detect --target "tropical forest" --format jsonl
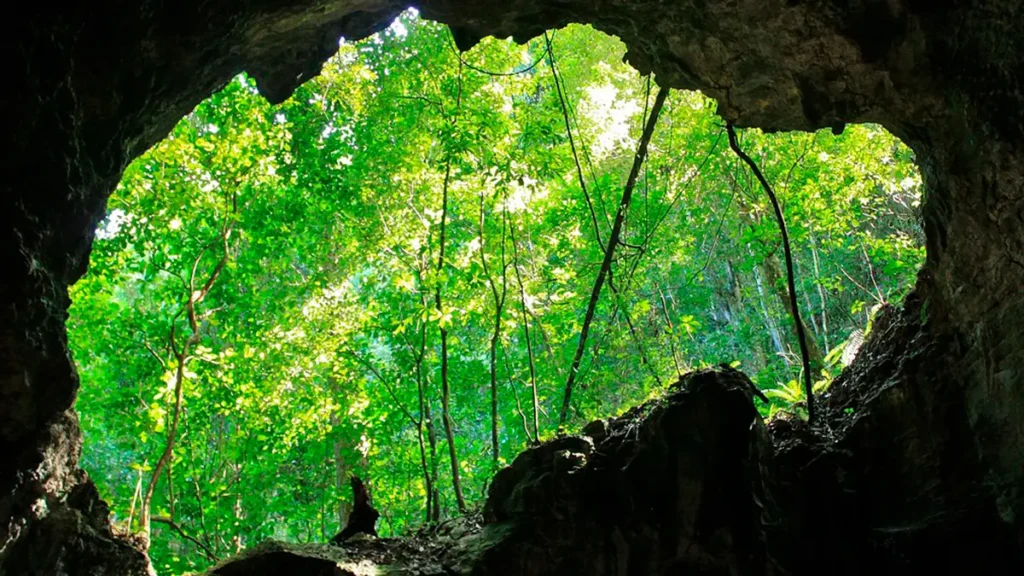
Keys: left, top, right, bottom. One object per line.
{"left": 69, "top": 11, "right": 924, "bottom": 575}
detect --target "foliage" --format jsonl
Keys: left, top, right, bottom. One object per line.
{"left": 68, "top": 11, "right": 924, "bottom": 575}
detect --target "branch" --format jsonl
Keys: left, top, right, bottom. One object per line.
{"left": 558, "top": 84, "right": 671, "bottom": 426}
{"left": 607, "top": 270, "right": 662, "bottom": 386}
{"left": 500, "top": 342, "right": 536, "bottom": 444}
{"left": 152, "top": 516, "right": 219, "bottom": 563}
{"left": 726, "top": 124, "right": 817, "bottom": 424}
{"left": 678, "top": 183, "right": 739, "bottom": 289}
{"left": 446, "top": 29, "right": 546, "bottom": 77}
{"left": 344, "top": 348, "right": 419, "bottom": 427}
{"left": 509, "top": 215, "right": 540, "bottom": 442}
{"left": 546, "top": 31, "right": 607, "bottom": 249}
{"left": 142, "top": 340, "right": 168, "bottom": 371}
{"left": 839, "top": 266, "right": 883, "bottom": 304}
{"left": 640, "top": 133, "right": 723, "bottom": 248}
{"left": 860, "top": 242, "right": 886, "bottom": 303}
{"left": 168, "top": 306, "right": 186, "bottom": 358}
{"left": 391, "top": 94, "right": 445, "bottom": 112}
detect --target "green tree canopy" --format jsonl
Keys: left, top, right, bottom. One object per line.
{"left": 69, "top": 11, "right": 924, "bottom": 575}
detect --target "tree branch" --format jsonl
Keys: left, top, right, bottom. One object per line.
{"left": 142, "top": 340, "right": 168, "bottom": 371}
{"left": 546, "top": 31, "right": 607, "bottom": 249}
{"left": 344, "top": 348, "right": 419, "bottom": 427}
{"left": 726, "top": 124, "right": 817, "bottom": 424}
{"left": 152, "top": 516, "right": 219, "bottom": 563}
{"left": 558, "top": 84, "right": 671, "bottom": 426}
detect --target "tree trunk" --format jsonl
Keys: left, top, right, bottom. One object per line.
{"left": 423, "top": 376, "right": 441, "bottom": 522}
{"left": 723, "top": 260, "right": 744, "bottom": 324}
{"left": 727, "top": 124, "right": 818, "bottom": 421}
{"left": 330, "top": 477, "right": 379, "bottom": 542}
{"left": 510, "top": 219, "right": 541, "bottom": 442}
{"left": 479, "top": 191, "right": 508, "bottom": 467}
{"left": 139, "top": 349, "right": 188, "bottom": 544}
{"left": 410, "top": 290, "right": 438, "bottom": 524}
{"left": 414, "top": 283, "right": 442, "bottom": 523}
{"left": 753, "top": 264, "right": 786, "bottom": 356}
{"left": 656, "top": 285, "right": 684, "bottom": 376}
{"left": 435, "top": 157, "right": 467, "bottom": 514}
{"left": 330, "top": 410, "right": 350, "bottom": 530}
{"left": 558, "top": 85, "right": 670, "bottom": 426}
{"left": 608, "top": 271, "right": 661, "bottom": 385}
{"left": 761, "top": 251, "right": 824, "bottom": 375}
{"left": 810, "top": 231, "right": 831, "bottom": 351}
{"left": 139, "top": 217, "right": 233, "bottom": 547}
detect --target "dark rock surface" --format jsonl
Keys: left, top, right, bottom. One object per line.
{"left": 2, "top": 1, "right": 1023, "bottom": 574}
{"left": 209, "top": 539, "right": 431, "bottom": 576}
{"left": 770, "top": 296, "right": 1024, "bottom": 575}
{"left": 209, "top": 517, "right": 488, "bottom": 576}
{"left": 473, "top": 368, "right": 778, "bottom": 575}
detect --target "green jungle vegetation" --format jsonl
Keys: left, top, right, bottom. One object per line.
{"left": 69, "top": 11, "right": 924, "bottom": 575}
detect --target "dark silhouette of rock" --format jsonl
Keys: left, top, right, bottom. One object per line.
{"left": 210, "top": 541, "right": 358, "bottom": 576}
{"left": 331, "top": 476, "right": 380, "bottom": 544}
{"left": 474, "top": 367, "right": 779, "bottom": 576}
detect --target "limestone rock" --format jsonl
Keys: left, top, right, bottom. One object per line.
{"left": 475, "top": 367, "right": 778, "bottom": 576}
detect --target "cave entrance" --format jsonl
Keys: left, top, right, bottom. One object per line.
{"left": 66, "top": 10, "right": 924, "bottom": 574}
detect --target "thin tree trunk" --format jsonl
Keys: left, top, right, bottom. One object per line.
{"left": 608, "top": 271, "right": 661, "bottom": 385}
{"left": 232, "top": 491, "right": 244, "bottom": 553}
{"left": 479, "top": 191, "right": 508, "bottom": 466}
{"left": 333, "top": 442, "right": 347, "bottom": 528}
{"left": 500, "top": 343, "right": 536, "bottom": 444}
{"left": 761, "top": 251, "right": 824, "bottom": 375}
{"left": 558, "top": 85, "right": 670, "bottom": 426}
{"left": 803, "top": 288, "right": 821, "bottom": 338}
{"left": 656, "top": 285, "right": 684, "bottom": 376}
{"left": 810, "top": 231, "right": 830, "bottom": 351}
{"left": 183, "top": 416, "right": 213, "bottom": 556}
{"left": 126, "top": 466, "right": 143, "bottom": 532}
{"left": 414, "top": 282, "right": 442, "bottom": 523}
{"left": 434, "top": 155, "right": 467, "bottom": 514}
{"left": 140, "top": 213, "right": 233, "bottom": 546}
{"left": 329, "top": 377, "right": 350, "bottom": 530}
{"left": 140, "top": 347, "right": 187, "bottom": 543}
{"left": 723, "top": 260, "right": 744, "bottom": 324}
{"left": 405, "top": 274, "right": 440, "bottom": 523}
{"left": 423, "top": 367, "right": 441, "bottom": 522}
{"left": 525, "top": 307, "right": 562, "bottom": 380}
{"left": 727, "top": 125, "right": 817, "bottom": 422}
{"left": 509, "top": 218, "right": 541, "bottom": 442}
{"left": 753, "top": 265, "right": 786, "bottom": 355}
{"left": 411, "top": 337, "right": 433, "bottom": 524}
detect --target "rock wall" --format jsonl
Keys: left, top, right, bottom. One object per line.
{"left": 468, "top": 353, "right": 1023, "bottom": 575}
{"left": 770, "top": 297, "right": 1023, "bottom": 574}
{"left": 2, "top": 1, "right": 1022, "bottom": 574}
{"left": 471, "top": 368, "right": 777, "bottom": 575}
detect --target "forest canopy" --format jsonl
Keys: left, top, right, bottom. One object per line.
{"left": 69, "top": 10, "right": 924, "bottom": 575}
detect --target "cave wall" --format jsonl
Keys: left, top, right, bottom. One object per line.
{"left": 2, "top": 1, "right": 1022, "bottom": 574}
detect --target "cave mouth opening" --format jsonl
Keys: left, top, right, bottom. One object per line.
{"left": 65, "top": 9, "right": 925, "bottom": 574}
